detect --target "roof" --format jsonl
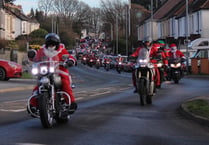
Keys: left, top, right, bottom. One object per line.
{"left": 153, "top": 0, "right": 182, "bottom": 19}
{"left": 176, "top": 0, "right": 209, "bottom": 19}
{"left": 131, "top": 3, "right": 150, "bottom": 14}
{"left": 191, "top": 0, "right": 209, "bottom": 11}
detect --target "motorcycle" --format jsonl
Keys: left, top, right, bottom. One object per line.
{"left": 116, "top": 61, "right": 123, "bottom": 73}
{"left": 27, "top": 53, "right": 73, "bottom": 128}
{"left": 168, "top": 57, "right": 184, "bottom": 83}
{"left": 155, "top": 51, "right": 165, "bottom": 88}
{"left": 134, "top": 48, "right": 155, "bottom": 106}
{"left": 95, "top": 57, "right": 101, "bottom": 69}
{"left": 81, "top": 55, "right": 87, "bottom": 65}
{"left": 104, "top": 59, "right": 111, "bottom": 71}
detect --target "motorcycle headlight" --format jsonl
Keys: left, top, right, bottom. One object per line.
{"left": 40, "top": 66, "right": 48, "bottom": 75}
{"left": 170, "top": 64, "right": 175, "bottom": 68}
{"left": 83, "top": 57, "right": 86, "bottom": 60}
{"left": 31, "top": 67, "right": 38, "bottom": 75}
{"left": 176, "top": 63, "right": 181, "bottom": 67}
{"left": 49, "top": 66, "right": 55, "bottom": 73}
{"left": 157, "top": 63, "right": 163, "bottom": 67}
{"left": 139, "top": 59, "right": 147, "bottom": 63}
{"left": 119, "top": 62, "right": 122, "bottom": 65}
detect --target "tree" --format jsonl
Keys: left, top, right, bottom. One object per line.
{"left": 29, "top": 28, "right": 48, "bottom": 45}
{"left": 5, "top": 0, "right": 15, "bottom": 4}
{"left": 100, "top": 0, "right": 128, "bottom": 54}
{"left": 29, "top": 8, "right": 35, "bottom": 18}
{"left": 38, "top": 0, "right": 53, "bottom": 17}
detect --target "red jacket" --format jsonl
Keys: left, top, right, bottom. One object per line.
{"left": 116, "top": 57, "right": 123, "bottom": 62}
{"left": 131, "top": 47, "right": 143, "bottom": 57}
{"left": 33, "top": 44, "right": 75, "bottom": 77}
{"left": 168, "top": 50, "right": 185, "bottom": 58}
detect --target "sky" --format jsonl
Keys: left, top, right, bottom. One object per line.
{"left": 14, "top": 0, "right": 103, "bottom": 14}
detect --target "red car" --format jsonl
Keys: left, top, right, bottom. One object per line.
{"left": 0, "top": 59, "right": 22, "bottom": 81}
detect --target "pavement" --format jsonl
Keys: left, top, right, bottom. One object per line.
{"left": 1, "top": 75, "right": 209, "bottom": 127}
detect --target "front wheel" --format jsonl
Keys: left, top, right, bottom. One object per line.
{"left": 138, "top": 79, "right": 146, "bottom": 106}
{"left": 117, "top": 67, "right": 121, "bottom": 73}
{"left": 146, "top": 95, "right": 152, "bottom": 104}
{"left": 38, "top": 92, "right": 55, "bottom": 128}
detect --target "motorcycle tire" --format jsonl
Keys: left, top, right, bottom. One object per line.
{"left": 146, "top": 95, "right": 152, "bottom": 104}
{"left": 138, "top": 79, "right": 146, "bottom": 106}
{"left": 38, "top": 92, "right": 55, "bottom": 128}
{"left": 174, "top": 78, "right": 179, "bottom": 84}
{"left": 54, "top": 95, "right": 69, "bottom": 124}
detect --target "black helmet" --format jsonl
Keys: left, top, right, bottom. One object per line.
{"left": 45, "top": 33, "right": 60, "bottom": 48}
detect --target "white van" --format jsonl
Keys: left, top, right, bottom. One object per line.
{"left": 187, "top": 38, "right": 209, "bottom": 71}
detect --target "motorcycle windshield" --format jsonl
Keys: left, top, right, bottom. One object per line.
{"left": 136, "top": 48, "right": 150, "bottom": 67}
{"left": 31, "top": 49, "right": 64, "bottom": 76}
{"left": 137, "top": 48, "right": 150, "bottom": 61}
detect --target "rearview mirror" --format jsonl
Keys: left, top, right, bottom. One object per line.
{"left": 28, "top": 49, "right": 37, "bottom": 60}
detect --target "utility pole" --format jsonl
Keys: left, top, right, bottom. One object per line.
{"left": 116, "top": 14, "right": 119, "bottom": 55}
{"left": 126, "top": 5, "right": 129, "bottom": 56}
{"left": 186, "top": 0, "right": 189, "bottom": 74}
{"left": 151, "top": 0, "right": 153, "bottom": 41}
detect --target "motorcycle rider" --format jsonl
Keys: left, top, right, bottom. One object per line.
{"left": 116, "top": 54, "right": 123, "bottom": 70}
{"left": 168, "top": 43, "right": 186, "bottom": 72}
{"left": 28, "top": 33, "right": 77, "bottom": 114}
{"left": 168, "top": 43, "right": 185, "bottom": 59}
{"left": 104, "top": 55, "right": 112, "bottom": 67}
{"left": 129, "top": 41, "right": 144, "bottom": 93}
{"left": 130, "top": 37, "right": 161, "bottom": 92}
{"left": 155, "top": 41, "right": 169, "bottom": 79}
{"left": 151, "top": 42, "right": 168, "bottom": 85}
{"left": 116, "top": 54, "right": 123, "bottom": 62}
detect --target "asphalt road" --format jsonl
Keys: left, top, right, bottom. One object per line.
{"left": 0, "top": 63, "right": 209, "bottom": 145}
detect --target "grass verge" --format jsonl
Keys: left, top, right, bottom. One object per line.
{"left": 184, "top": 99, "right": 209, "bottom": 119}
{"left": 21, "top": 72, "right": 33, "bottom": 79}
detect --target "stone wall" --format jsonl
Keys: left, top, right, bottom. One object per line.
{"left": 0, "top": 49, "right": 27, "bottom": 65}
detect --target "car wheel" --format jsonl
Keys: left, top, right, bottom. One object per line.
{"left": 0, "top": 67, "right": 7, "bottom": 81}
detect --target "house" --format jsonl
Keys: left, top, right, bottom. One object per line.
{"left": 0, "top": 0, "right": 40, "bottom": 40}
{"left": 138, "top": 0, "right": 209, "bottom": 46}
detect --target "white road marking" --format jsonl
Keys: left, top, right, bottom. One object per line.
{"left": 0, "top": 109, "right": 26, "bottom": 112}
{"left": 89, "top": 91, "right": 111, "bottom": 97}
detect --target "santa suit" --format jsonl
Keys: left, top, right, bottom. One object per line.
{"left": 168, "top": 49, "right": 186, "bottom": 71}
{"left": 168, "top": 50, "right": 185, "bottom": 58}
{"left": 131, "top": 45, "right": 161, "bottom": 87}
{"left": 30, "top": 44, "right": 76, "bottom": 107}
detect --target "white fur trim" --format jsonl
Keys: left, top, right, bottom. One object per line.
{"left": 68, "top": 58, "right": 75, "bottom": 65}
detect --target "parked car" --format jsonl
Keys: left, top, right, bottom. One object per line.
{"left": 0, "top": 59, "right": 22, "bottom": 81}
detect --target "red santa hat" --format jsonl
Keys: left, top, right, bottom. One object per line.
{"left": 170, "top": 43, "right": 177, "bottom": 48}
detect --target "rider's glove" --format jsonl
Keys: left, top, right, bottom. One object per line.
{"left": 181, "top": 57, "right": 186, "bottom": 63}
{"left": 64, "top": 59, "right": 75, "bottom": 68}
{"left": 129, "top": 56, "right": 136, "bottom": 62}
{"left": 27, "top": 49, "right": 37, "bottom": 60}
